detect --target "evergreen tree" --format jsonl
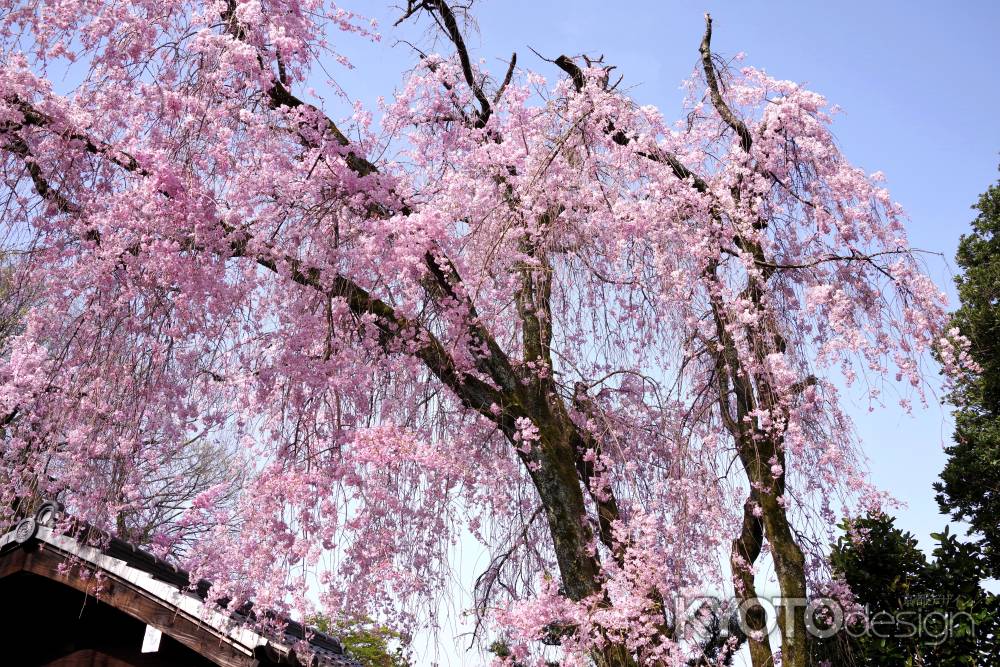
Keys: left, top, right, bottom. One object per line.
{"left": 936, "top": 171, "right": 1000, "bottom": 574}
{"left": 826, "top": 514, "right": 998, "bottom": 666}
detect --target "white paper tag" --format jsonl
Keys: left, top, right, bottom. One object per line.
{"left": 141, "top": 624, "right": 162, "bottom": 653}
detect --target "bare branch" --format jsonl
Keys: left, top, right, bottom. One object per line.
{"left": 699, "top": 14, "right": 752, "bottom": 153}
{"left": 492, "top": 52, "right": 517, "bottom": 106}
{"left": 554, "top": 55, "right": 585, "bottom": 92}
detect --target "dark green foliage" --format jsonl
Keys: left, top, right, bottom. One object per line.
{"left": 937, "top": 172, "right": 1000, "bottom": 574}
{"left": 821, "top": 514, "right": 998, "bottom": 666}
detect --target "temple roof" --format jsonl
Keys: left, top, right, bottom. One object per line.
{"left": 0, "top": 504, "right": 363, "bottom": 667}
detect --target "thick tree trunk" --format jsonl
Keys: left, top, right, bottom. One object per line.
{"left": 731, "top": 495, "right": 775, "bottom": 667}
{"left": 761, "top": 494, "right": 808, "bottom": 666}
{"left": 531, "top": 433, "right": 604, "bottom": 602}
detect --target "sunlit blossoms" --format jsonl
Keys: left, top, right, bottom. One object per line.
{"left": 0, "top": 1, "right": 960, "bottom": 665}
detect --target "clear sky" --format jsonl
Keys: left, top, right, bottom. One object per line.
{"left": 324, "top": 1, "right": 1000, "bottom": 662}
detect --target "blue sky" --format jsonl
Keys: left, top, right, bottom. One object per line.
{"left": 324, "top": 1, "right": 1000, "bottom": 661}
